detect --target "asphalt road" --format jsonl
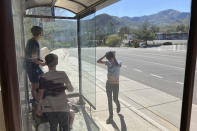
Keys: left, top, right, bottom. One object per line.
{"left": 68, "top": 46, "right": 197, "bottom": 104}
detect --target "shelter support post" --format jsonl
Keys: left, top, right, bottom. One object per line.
{"left": 180, "top": 0, "right": 197, "bottom": 130}
{"left": 77, "top": 18, "right": 85, "bottom": 105}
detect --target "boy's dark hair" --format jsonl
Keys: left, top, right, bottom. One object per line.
{"left": 106, "top": 51, "right": 114, "bottom": 60}
{"left": 31, "top": 26, "right": 42, "bottom": 37}
{"left": 45, "top": 53, "right": 58, "bottom": 67}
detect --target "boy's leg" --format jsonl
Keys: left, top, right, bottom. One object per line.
{"left": 112, "top": 84, "right": 120, "bottom": 113}
{"left": 58, "top": 112, "right": 70, "bottom": 131}
{"left": 31, "top": 66, "right": 43, "bottom": 99}
{"left": 31, "top": 82, "right": 39, "bottom": 99}
{"left": 69, "top": 110, "right": 75, "bottom": 128}
{"left": 46, "top": 112, "right": 59, "bottom": 131}
{"left": 106, "top": 82, "right": 113, "bottom": 121}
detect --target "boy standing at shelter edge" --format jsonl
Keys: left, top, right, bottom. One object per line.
{"left": 25, "top": 26, "right": 46, "bottom": 100}
{"left": 97, "top": 51, "right": 122, "bottom": 124}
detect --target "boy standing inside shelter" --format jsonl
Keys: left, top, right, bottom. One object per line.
{"left": 97, "top": 51, "right": 122, "bottom": 124}
{"left": 36, "top": 53, "right": 74, "bottom": 131}
{"left": 25, "top": 26, "right": 46, "bottom": 100}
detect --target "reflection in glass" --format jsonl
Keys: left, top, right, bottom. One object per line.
{"left": 80, "top": 13, "right": 96, "bottom": 107}
{"left": 12, "top": 0, "right": 29, "bottom": 130}
{"left": 24, "top": 17, "right": 79, "bottom": 94}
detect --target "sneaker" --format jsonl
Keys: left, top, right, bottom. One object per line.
{"left": 106, "top": 117, "right": 113, "bottom": 124}
{"left": 117, "top": 105, "right": 121, "bottom": 113}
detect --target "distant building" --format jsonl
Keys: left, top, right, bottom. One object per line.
{"left": 156, "top": 32, "right": 188, "bottom": 40}
{"left": 122, "top": 34, "right": 134, "bottom": 43}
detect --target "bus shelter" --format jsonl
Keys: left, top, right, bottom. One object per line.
{"left": 1, "top": 0, "right": 197, "bottom": 131}
{"left": 1, "top": 0, "right": 119, "bottom": 130}
{"left": 23, "top": 0, "right": 119, "bottom": 109}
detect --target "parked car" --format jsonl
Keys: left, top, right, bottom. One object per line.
{"left": 139, "top": 42, "right": 147, "bottom": 48}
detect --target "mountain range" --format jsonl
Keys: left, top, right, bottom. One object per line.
{"left": 94, "top": 9, "right": 190, "bottom": 31}
{"left": 46, "top": 9, "right": 190, "bottom": 35}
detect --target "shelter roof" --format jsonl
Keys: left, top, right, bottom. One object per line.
{"left": 25, "top": 0, "right": 119, "bottom": 17}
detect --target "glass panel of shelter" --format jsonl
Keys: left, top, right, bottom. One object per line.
{"left": 93, "top": 0, "right": 191, "bottom": 130}
{"left": 10, "top": 2, "right": 90, "bottom": 130}
{"left": 80, "top": 13, "right": 96, "bottom": 108}
{"left": 23, "top": 17, "right": 79, "bottom": 93}
{"left": 11, "top": 0, "right": 30, "bottom": 130}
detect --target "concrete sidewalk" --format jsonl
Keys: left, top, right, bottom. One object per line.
{"left": 52, "top": 49, "right": 162, "bottom": 131}
{"left": 50, "top": 48, "right": 197, "bottom": 131}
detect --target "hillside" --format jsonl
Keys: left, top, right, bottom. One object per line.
{"left": 41, "top": 9, "right": 190, "bottom": 38}
{"left": 94, "top": 9, "right": 190, "bottom": 33}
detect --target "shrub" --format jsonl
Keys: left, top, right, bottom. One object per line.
{"left": 132, "top": 39, "right": 140, "bottom": 48}
{"left": 106, "top": 34, "right": 121, "bottom": 47}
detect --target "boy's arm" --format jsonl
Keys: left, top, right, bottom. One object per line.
{"left": 38, "top": 61, "right": 46, "bottom": 66}
{"left": 67, "top": 82, "right": 74, "bottom": 92}
{"left": 32, "top": 58, "right": 46, "bottom": 66}
{"left": 114, "top": 55, "right": 121, "bottom": 67}
{"left": 64, "top": 73, "right": 74, "bottom": 92}
{"left": 97, "top": 54, "right": 106, "bottom": 64}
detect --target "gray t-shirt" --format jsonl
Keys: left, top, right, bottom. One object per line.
{"left": 40, "top": 71, "right": 71, "bottom": 112}
{"left": 104, "top": 61, "right": 122, "bottom": 83}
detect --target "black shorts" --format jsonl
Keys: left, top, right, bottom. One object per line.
{"left": 26, "top": 63, "right": 43, "bottom": 83}
{"left": 46, "top": 112, "right": 70, "bottom": 131}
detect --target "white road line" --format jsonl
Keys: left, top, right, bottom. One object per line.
{"left": 133, "top": 68, "right": 143, "bottom": 72}
{"left": 150, "top": 74, "right": 163, "bottom": 79}
{"left": 176, "top": 81, "right": 184, "bottom": 85}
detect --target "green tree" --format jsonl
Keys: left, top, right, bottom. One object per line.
{"left": 118, "top": 26, "right": 131, "bottom": 40}
{"left": 24, "top": 18, "right": 33, "bottom": 40}
{"left": 176, "top": 24, "right": 186, "bottom": 32}
{"left": 106, "top": 34, "right": 121, "bottom": 47}
{"left": 133, "top": 39, "right": 140, "bottom": 48}
{"left": 150, "top": 25, "right": 160, "bottom": 33}
{"left": 134, "top": 22, "right": 156, "bottom": 43}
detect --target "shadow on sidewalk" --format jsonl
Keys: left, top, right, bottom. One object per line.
{"left": 111, "top": 120, "right": 120, "bottom": 131}
{"left": 80, "top": 105, "right": 100, "bottom": 131}
{"left": 118, "top": 114, "right": 127, "bottom": 131}
{"left": 109, "top": 114, "right": 127, "bottom": 131}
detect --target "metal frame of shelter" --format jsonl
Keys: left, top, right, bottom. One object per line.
{"left": 24, "top": 0, "right": 120, "bottom": 110}
{"left": 0, "top": 0, "right": 197, "bottom": 131}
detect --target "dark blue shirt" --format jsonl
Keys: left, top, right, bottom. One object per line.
{"left": 25, "top": 39, "right": 40, "bottom": 59}
{"left": 25, "top": 39, "right": 41, "bottom": 71}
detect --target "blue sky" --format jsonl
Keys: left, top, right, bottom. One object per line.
{"left": 96, "top": 0, "right": 191, "bottom": 17}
